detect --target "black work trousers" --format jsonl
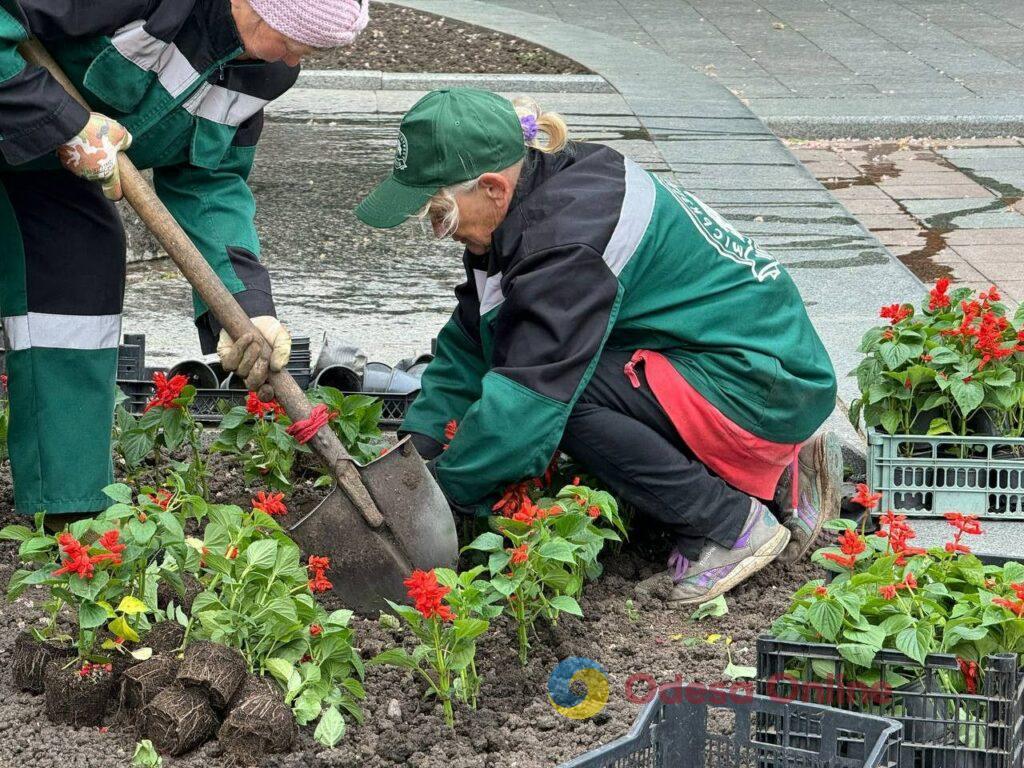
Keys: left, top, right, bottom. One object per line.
{"left": 559, "top": 349, "right": 752, "bottom": 560}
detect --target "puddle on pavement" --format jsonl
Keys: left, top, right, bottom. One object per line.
{"left": 818, "top": 142, "right": 1024, "bottom": 282}
{"left": 124, "top": 119, "right": 463, "bottom": 368}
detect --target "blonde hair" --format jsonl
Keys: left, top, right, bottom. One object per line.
{"left": 420, "top": 97, "right": 570, "bottom": 238}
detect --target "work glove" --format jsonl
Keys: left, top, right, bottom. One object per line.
{"left": 57, "top": 113, "right": 133, "bottom": 201}
{"left": 217, "top": 316, "right": 291, "bottom": 399}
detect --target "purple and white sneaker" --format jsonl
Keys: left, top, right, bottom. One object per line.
{"left": 774, "top": 431, "right": 843, "bottom": 564}
{"left": 666, "top": 500, "right": 790, "bottom": 606}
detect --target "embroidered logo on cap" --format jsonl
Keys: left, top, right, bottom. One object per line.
{"left": 394, "top": 131, "right": 409, "bottom": 171}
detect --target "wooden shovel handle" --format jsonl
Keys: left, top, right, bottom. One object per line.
{"left": 19, "top": 38, "right": 384, "bottom": 528}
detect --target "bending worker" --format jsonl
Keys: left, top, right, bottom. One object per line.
{"left": 0, "top": 0, "right": 368, "bottom": 518}
{"left": 356, "top": 89, "right": 842, "bottom": 606}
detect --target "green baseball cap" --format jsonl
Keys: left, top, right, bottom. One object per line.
{"left": 356, "top": 89, "right": 526, "bottom": 229}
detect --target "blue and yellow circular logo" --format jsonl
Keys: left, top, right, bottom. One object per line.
{"left": 547, "top": 657, "right": 609, "bottom": 720}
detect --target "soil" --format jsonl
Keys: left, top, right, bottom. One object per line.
{"left": 0, "top": 454, "right": 822, "bottom": 767}
{"left": 120, "top": 655, "right": 180, "bottom": 714}
{"left": 176, "top": 642, "right": 247, "bottom": 712}
{"left": 304, "top": 2, "right": 590, "bottom": 75}
{"left": 42, "top": 661, "right": 116, "bottom": 728}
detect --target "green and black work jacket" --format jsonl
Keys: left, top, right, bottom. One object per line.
{"left": 402, "top": 144, "right": 838, "bottom": 506}
{"left": 0, "top": 0, "right": 297, "bottom": 348}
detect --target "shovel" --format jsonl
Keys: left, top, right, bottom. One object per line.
{"left": 20, "top": 39, "right": 458, "bottom": 614}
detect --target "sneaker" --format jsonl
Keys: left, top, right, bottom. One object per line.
{"left": 665, "top": 499, "right": 790, "bottom": 606}
{"left": 774, "top": 431, "right": 843, "bottom": 564}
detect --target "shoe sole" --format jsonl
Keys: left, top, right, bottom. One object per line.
{"left": 781, "top": 431, "right": 843, "bottom": 564}
{"left": 669, "top": 524, "right": 791, "bottom": 606}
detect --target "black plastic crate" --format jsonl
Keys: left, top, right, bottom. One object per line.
{"left": 117, "top": 381, "right": 417, "bottom": 429}
{"left": 757, "top": 636, "right": 1024, "bottom": 768}
{"left": 561, "top": 682, "right": 901, "bottom": 767}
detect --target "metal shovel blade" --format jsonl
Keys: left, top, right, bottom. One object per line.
{"left": 287, "top": 436, "right": 458, "bottom": 614}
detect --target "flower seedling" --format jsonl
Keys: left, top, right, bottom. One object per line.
{"left": 467, "top": 481, "right": 625, "bottom": 664}
{"left": 212, "top": 392, "right": 304, "bottom": 491}
{"left": 371, "top": 568, "right": 490, "bottom": 727}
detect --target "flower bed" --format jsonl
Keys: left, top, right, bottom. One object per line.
{"left": 0, "top": 446, "right": 820, "bottom": 767}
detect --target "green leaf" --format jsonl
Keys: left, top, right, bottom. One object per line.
{"left": 314, "top": 705, "right": 345, "bottom": 748}
{"left": 548, "top": 595, "right": 583, "bottom": 617}
{"left": 837, "top": 643, "right": 877, "bottom": 668}
{"left": 244, "top": 539, "right": 278, "bottom": 570}
{"left": 102, "top": 483, "right": 133, "bottom": 504}
{"left": 880, "top": 614, "right": 915, "bottom": 636}
{"left": 266, "top": 657, "right": 294, "bottom": 687}
{"left": 950, "top": 377, "right": 984, "bottom": 416}
{"left": 927, "top": 346, "right": 960, "bottom": 365}
{"left": 880, "top": 408, "right": 902, "bottom": 436}
{"left": 464, "top": 532, "right": 504, "bottom": 553}
{"left": 132, "top": 739, "right": 163, "bottom": 768}
{"left": 120, "top": 429, "right": 156, "bottom": 468}
{"left": 78, "top": 601, "right": 109, "bottom": 629}
{"left": 928, "top": 418, "right": 954, "bottom": 436}
{"left": 370, "top": 648, "right": 419, "bottom": 670}
{"left": 878, "top": 340, "right": 919, "bottom": 370}
{"left": 808, "top": 600, "right": 844, "bottom": 641}
{"left": 0, "top": 524, "right": 34, "bottom": 542}
{"left": 723, "top": 663, "right": 756, "bottom": 680}
{"left": 537, "top": 540, "right": 576, "bottom": 564}
{"left": 690, "top": 594, "right": 729, "bottom": 621}
{"left": 896, "top": 623, "right": 932, "bottom": 665}
{"left": 117, "top": 596, "right": 149, "bottom": 615}
{"left": 454, "top": 618, "right": 489, "bottom": 642}
{"left": 822, "top": 518, "right": 856, "bottom": 532}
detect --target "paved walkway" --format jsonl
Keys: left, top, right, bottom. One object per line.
{"left": 791, "top": 138, "right": 1024, "bottom": 303}
{"left": 464, "top": 0, "right": 1024, "bottom": 137}
{"left": 380, "top": 0, "right": 926, "bottom": 450}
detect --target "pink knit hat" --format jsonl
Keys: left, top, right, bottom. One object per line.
{"left": 249, "top": 0, "right": 369, "bottom": 49}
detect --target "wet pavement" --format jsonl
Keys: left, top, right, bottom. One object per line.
{"left": 790, "top": 138, "right": 1024, "bottom": 303}
{"left": 124, "top": 119, "right": 463, "bottom": 368}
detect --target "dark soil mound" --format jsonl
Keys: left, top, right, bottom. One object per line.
{"left": 305, "top": 2, "right": 589, "bottom": 75}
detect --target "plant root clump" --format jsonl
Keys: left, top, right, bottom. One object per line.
{"left": 176, "top": 640, "right": 246, "bottom": 711}
{"left": 218, "top": 685, "right": 296, "bottom": 762}
{"left": 43, "top": 660, "right": 115, "bottom": 727}
{"left": 120, "top": 655, "right": 180, "bottom": 714}
{"left": 141, "top": 684, "right": 218, "bottom": 756}
{"left": 11, "top": 631, "right": 74, "bottom": 694}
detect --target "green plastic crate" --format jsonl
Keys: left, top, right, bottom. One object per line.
{"left": 867, "top": 429, "right": 1024, "bottom": 519}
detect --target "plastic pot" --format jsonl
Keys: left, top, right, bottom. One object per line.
{"left": 312, "top": 365, "right": 362, "bottom": 392}
{"left": 167, "top": 360, "right": 219, "bottom": 390}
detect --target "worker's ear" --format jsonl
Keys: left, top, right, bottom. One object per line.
{"left": 478, "top": 172, "right": 513, "bottom": 206}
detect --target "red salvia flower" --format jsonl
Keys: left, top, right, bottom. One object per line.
{"left": 946, "top": 541, "right": 972, "bottom": 554}
{"left": 823, "top": 552, "right": 856, "bottom": 569}
{"left": 900, "top": 572, "right": 918, "bottom": 591}
{"left": 226, "top": 546, "right": 239, "bottom": 560}
{"left": 994, "top": 597, "right": 1024, "bottom": 617}
{"left": 814, "top": 586, "right": 828, "bottom": 597}
{"left": 838, "top": 529, "right": 866, "bottom": 556}
{"left": 928, "top": 277, "right": 951, "bottom": 311}
{"left": 957, "top": 658, "right": 979, "bottom": 694}
{"left": 879, "top": 303, "right": 912, "bottom": 324}
{"left": 286, "top": 404, "right": 337, "bottom": 444}
{"left": 851, "top": 483, "right": 882, "bottom": 510}
{"left": 246, "top": 391, "right": 285, "bottom": 420}
{"left": 980, "top": 286, "right": 1001, "bottom": 303}
{"left": 403, "top": 569, "right": 456, "bottom": 621}
{"left": 879, "top": 584, "right": 898, "bottom": 600}
{"left": 149, "top": 489, "right": 173, "bottom": 510}
{"left": 90, "top": 529, "right": 126, "bottom": 566}
{"left": 144, "top": 372, "right": 188, "bottom": 413}
{"left": 309, "top": 624, "right": 323, "bottom": 637}
{"left": 587, "top": 505, "right": 601, "bottom": 519}
{"left": 307, "top": 555, "right": 333, "bottom": 593}
{"left": 444, "top": 419, "right": 458, "bottom": 441}
{"left": 252, "top": 491, "right": 287, "bottom": 516}
{"left": 509, "top": 544, "right": 529, "bottom": 565}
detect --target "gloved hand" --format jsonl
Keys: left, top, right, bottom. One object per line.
{"left": 57, "top": 113, "right": 133, "bottom": 201}
{"left": 217, "top": 316, "right": 291, "bottom": 398}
